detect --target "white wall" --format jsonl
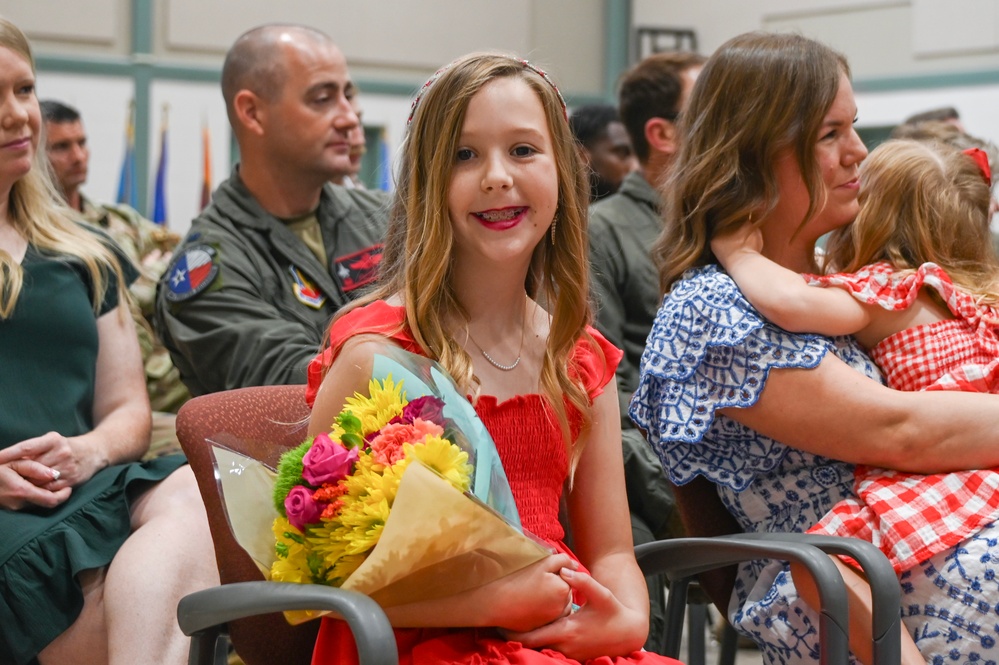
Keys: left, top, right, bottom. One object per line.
{"left": 148, "top": 80, "right": 232, "bottom": 237}
{"left": 35, "top": 73, "right": 232, "bottom": 238}
{"left": 34, "top": 72, "right": 135, "bottom": 208}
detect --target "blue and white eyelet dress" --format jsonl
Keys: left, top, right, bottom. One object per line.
{"left": 630, "top": 265, "right": 999, "bottom": 665}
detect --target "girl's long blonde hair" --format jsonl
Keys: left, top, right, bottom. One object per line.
{"left": 0, "top": 17, "right": 126, "bottom": 318}
{"left": 330, "top": 53, "right": 594, "bottom": 451}
{"left": 654, "top": 31, "right": 849, "bottom": 294}
{"left": 825, "top": 139, "right": 999, "bottom": 303}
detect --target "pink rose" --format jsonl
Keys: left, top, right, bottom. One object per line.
{"left": 302, "top": 433, "right": 359, "bottom": 486}
{"left": 402, "top": 396, "right": 446, "bottom": 426}
{"left": 284, "top": 486, "right": 322, "bottom": 531}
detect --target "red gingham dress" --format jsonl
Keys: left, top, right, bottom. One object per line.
{"left": 805, "top": 262, "right": 999, "bottom": 572}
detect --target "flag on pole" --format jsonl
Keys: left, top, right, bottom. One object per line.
{"left": 116, "top": 100, "right": 137, "bottom": 207}
{"left": 378, "top": 127, "right": 392, "bottom": 192}
{"left": 200, "top": 119, "right": 212, "bottom": 210}
{"left": 151, "top": 104, "right": 168, "bottom": 226}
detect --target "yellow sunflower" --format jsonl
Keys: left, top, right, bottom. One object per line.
{"left": 404, "top": 437, "right": 473, "bottom": 492}
{"left": 343, "top": 375, "right": 407, "bottom": 435}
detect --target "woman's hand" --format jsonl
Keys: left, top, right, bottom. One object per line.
{"left": 710, "top": 222, "right": 764, "bottom": 268}
{"left": 0, "top": 431, "right": 102, "bottom": 490}
{"left": 501, "top": 566, "right": 648, "bottom": 660}
{"left": 0, "top": 455, "right": 71, "bottom": 510}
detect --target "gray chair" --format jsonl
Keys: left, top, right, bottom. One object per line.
{"left": 175, "top": 386, "right": 901, "bottom": 665}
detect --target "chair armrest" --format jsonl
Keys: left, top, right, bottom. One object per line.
{"left": 177, "top": 581, "right": 398, "bottom": 665}
{"left": 635, "top": 536, "right": 848, "bottom": 665}
{"left": 732, "top": 533, "right": 901, "bottom": 665}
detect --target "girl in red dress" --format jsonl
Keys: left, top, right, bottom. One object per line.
{"left": 305, "top": 53, "right": 682, "bottom": 665}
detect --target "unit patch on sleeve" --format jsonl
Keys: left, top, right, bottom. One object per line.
{"left": 289, "top": 265, "right": 327, "bottom": 309}
{"left": 163, "top": 244, "right": 220, "bottom": 302}
{"left": 334, "top": 243, "right": 383, "bottom": 292}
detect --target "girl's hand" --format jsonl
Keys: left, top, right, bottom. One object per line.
{"left": 487, "top": 553, "right": 578, "bottom": 633}
{"left": 501, "top": 566, "right": 648, "bottom": 660}
{"left": 0, "top": 459, "right": 72, "bottom": 510}
{"left": 711, "top": 222, "right": 764, "bottom": 268}
{"left": 0, "top": 431, "right": 102, "bottom": 490}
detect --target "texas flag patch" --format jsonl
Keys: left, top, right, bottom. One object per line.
{"left": 164, "top": 244, "right": 220, "bottom": 302}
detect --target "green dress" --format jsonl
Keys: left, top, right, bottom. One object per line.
{"left": 0, "top": 241, "right": 185, "bottom": 665}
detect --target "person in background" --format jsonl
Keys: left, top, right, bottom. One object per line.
{"left": 568, "top": 104, "right": 637, "bottom": 202}
{"left": 586, "top": 51, "right": 705, "bottom": 652}
{"left": 331, "top": 98, "right": 367, "bottom": 189}
{"left": 902, "top": 105, "right": 965, "bottom": 132}
{"left": 155, "top": 23, "right": 388, "bottom": 397}
{"left": 0, "top": 18, "right": 216, "bottom": 665}
{"left": 588, "top": 51, "right": 705, "bottom": 424}
{"left": 41, "top": 99, "right": 188, "bottom": 458}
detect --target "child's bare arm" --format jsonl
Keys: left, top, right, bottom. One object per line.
{"left": 711, "top": 224, "right": 873, "bottom": 336}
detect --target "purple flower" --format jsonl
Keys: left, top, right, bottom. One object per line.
{"left": 302, "top": 433, "right": 359, "bottom": 486}
{"left": 284, "top": 486, "right": 322, "bottom": 531}
{"left": 402, "top": 396, "right": 446, "bottom": 426}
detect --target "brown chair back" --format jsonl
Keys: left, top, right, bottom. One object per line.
{"left": 177, "top": 385, "right": 317, "bottom": 665}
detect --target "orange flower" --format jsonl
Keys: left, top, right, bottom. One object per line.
{"left": 369, "top": 418, "right": 444, "bottom": 465}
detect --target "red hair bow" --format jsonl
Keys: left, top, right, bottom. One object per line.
{"left": 963, "top": 147, "right": 992, "bottom": 187}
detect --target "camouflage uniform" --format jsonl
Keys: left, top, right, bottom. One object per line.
{"left": 79, "top": 195, "right": 190, "bottom": 458}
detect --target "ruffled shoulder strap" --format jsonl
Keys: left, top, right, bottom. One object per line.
{"left": 305, "top": 301, "right": 421, "bottom": 407}
{"left": 807, "top": 261, "right": 953, "bottom": 310}
{"left": 570, "top": 326, "right": 624, "bottom": 401}
{"left": 809, "top": 261, "right": 999, "bottom": 329}
{"left": 630, "top": 265, "right": 843, "bottom": 490}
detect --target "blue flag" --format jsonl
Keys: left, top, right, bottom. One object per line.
{"left": 151, "top": 111, "right": 168, "bottom": 226}
{"left": 378, "top": 128, "right": 392, "bottom": 192}
{"left": 116, "top": 101, "right": 137, "bottom": 207}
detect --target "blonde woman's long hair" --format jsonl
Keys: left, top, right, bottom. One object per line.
{"left": 331, "top": 53, "right": 593, "bottom": 451}
{"left": 654, "top": 31, "right": 849, "bottom": 294}
{"left": 0, "top": 17, "right": 126, "bottom": 319}
{"left": 825, "top": 139, "right": 999, "bottom": 304}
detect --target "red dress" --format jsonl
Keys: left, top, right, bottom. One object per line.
{"left": 805, "top": 262, "right": 999, "bottom": 572}
{"left": 306, "top": 301, "right": 677, "bottom": 665}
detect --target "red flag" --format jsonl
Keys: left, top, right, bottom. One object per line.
{"left": 200, "top": 121, "right": 212, "bottom": 210}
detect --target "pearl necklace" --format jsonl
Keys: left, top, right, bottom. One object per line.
{"left": 465, "top": 310, "right": 527, "bottom": 372}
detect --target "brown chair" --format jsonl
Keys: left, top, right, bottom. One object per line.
{"left": 175, "top": 385, "right": 396, "bottom": 665}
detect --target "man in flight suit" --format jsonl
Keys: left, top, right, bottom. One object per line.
{"left": 155, "top": 24, "right": 388, "bottom": 396}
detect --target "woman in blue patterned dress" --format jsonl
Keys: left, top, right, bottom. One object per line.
{"left": 631, "top": 31, "right": 999, "bottom": 665}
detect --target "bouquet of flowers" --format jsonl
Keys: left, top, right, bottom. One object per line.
{"left": 211, "top": 346, "right": 548, "bottom": 623}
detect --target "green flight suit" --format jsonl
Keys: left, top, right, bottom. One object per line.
{"left": 155, "top": 168, "right": 389, "bottom": 397}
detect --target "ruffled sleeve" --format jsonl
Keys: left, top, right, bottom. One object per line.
{"left": 570, "top": 326, "right": 623, "bottom": 401}
{"left": 629, "top": 265, "right": 842, "bottom": 491}
{"left": 305, "top": 301, "right": 419, "bottom": 408}
{"left": 808, "top": 261, "right": 997, "bottom": 330}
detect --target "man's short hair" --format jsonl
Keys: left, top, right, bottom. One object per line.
{"left": 618, "top": 51, "right": 706, "bottom": 163}
{"left": 221, "top": 23, "right": 331, "bottom": 128}
{"left": 39, "top": 99, "right": 80, "bottom": 125}
{"left": 904, "top": 106, "right": 960, "bottom": 125}
{"left": 569, "top": 104, "right": 620, "bottom": 150}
